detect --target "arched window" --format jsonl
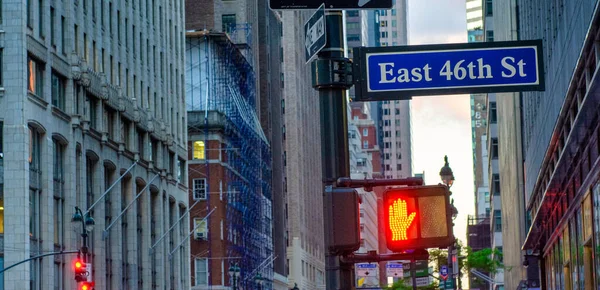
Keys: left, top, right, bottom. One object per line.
{"left": 193, "top": 141, "right": 205, "bottom": 160}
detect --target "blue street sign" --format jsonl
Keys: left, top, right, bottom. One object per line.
{"left": 304, "top": 4, "right": 326, "bottom": 64}
{"left": 440, "top": 265, "right": 448, "bottom": 281}
{"left": 352, "top": 40, "right": 544, "bottom": 101}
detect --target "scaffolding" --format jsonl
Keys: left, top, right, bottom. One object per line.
{"left": 186, "top": 30, "right": 273, "bottom": 289}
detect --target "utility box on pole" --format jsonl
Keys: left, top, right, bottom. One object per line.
{"left": 325, "top": 187, "right": 361, "bottom": 254}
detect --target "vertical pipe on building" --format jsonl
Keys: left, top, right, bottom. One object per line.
{"left": 318, "top": 10, "right": 353, "bottom": 290}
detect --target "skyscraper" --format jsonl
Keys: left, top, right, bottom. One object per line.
{"left": 281, "top": 10, "right": 325, "bottom": 290}
{"left": 378, "top": 0, "right": 413, "bottom": 180}
{"left": 1, "top": 1, "right": 189, "bottom": 289}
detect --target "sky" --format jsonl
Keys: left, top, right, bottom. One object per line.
{"left": 406, "top": 0, "right": 475, "bottom": 245}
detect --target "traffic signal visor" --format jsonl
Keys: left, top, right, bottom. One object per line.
{"left": 383, "top": 185, "right": 454, "bottom": 252}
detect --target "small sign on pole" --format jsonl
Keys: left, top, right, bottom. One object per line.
{"left": 386, "top": 262, "right": 403, "bottom": 278}
{"left": 304, "top": 4, "right": 326, "bottom": 64}
{"left": 440, "top": 265, "right": 448, "bottom": 281}
{"left": 356, "top": 263, "right": 378, "bottom": 277}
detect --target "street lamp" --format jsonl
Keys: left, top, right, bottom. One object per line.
{"left": 291, "top": 283, "right": 299, "bottom": 290}
{"left": 72, "top": 206, "right": 95, "bottom": 257}
{"left": 439, "top": 156, "right": 457, "bottom": 290}
{"left": 439, "top": 155, "right": 455, "bottom": 188}
{"left": 228, "top": 263, "right": 241, "bottom": 289}
{"left": 254, "top": 273, "right": 264, "bottom": 290}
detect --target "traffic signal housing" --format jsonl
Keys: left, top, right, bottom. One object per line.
{"left": 74, "top": 258, "right": 87, "bottom": 282}
{"left": 383, "top": 185, "right": 454, "bottom": 252}
{"left": 80, "top": 282, "right": 94, "bottom": 290}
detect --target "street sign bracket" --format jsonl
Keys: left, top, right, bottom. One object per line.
{"left": 312, "top": 58, "right": 354, "bottom": 89}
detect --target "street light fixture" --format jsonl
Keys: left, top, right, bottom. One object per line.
{"left": 439, "top": 155, "right": 455, "bottom": 188}
{"left": 439, "top": 156, "right": 457, "bottom": 290}
{"left": 72, "top": 206, "right": 95, "bottom": 255}
{"left": 291, "top": 283, "right": 299, "bottom": 290}
{"left": 228, "top": 263, "right": 241, "bottom": 290}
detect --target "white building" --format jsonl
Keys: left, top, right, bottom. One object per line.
{"left": 281, "top": 10, "right": 326, "bottom": 290}
{"left": 0, "top": 0, "right": 189, "bottom": 289}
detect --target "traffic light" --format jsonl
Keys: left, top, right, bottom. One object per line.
{"left": 383, "top": 185, "right": 454, "bottom": 252}
{"left": 74, "top": 258, "right": 87, "bottom": 282}
{"left": 80, "top": 282, "right": 94, "bottom": 290}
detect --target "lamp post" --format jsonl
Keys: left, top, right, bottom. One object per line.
{"left": 439, "top": 156, "right": 457, "bottom": 290}
{"left": 71, "top": 206, "right": 95, "bottom": 262}
{"left": 228, "top": 263, "right": 241, "bottom": 290}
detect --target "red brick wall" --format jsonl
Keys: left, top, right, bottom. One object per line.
{"left": 186, "top": 0, "right": 215, "bottom": 31}
{"left": 188, "top": 138, "right": 231, "bottom": 286}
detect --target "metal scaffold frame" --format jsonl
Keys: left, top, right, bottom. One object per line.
{"left": 186, "top": 30, "right": 273, "bottom": 289}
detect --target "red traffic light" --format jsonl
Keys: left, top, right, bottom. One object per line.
{"left": 80, "top": 282, "right": 94, "bottom": 290}
{"left": 75, "top": 261, "right": 83, "bottom": 269}
{"left": 383, "top": 185, "right": 454, "bottom": 252}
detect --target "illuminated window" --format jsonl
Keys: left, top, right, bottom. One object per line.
{"left": 193, "top": 141, "right": 205, "bottom": 159}
{"left": 194, "top": 218, "right": 208, "bottom": 235}
{"left": 27, "top": 56, "right": 44, "bottom": 97}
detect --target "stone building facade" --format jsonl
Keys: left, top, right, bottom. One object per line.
{"left": 0, "top": 0, "right": 189, "bottom": 289}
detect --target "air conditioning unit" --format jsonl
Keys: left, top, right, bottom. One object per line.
{"left": 195, "top": 231, "right": 206, "bottom": 241}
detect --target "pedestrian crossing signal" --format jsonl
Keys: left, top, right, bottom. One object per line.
{"left": 383, "top": 185, "right": 454, "bottom": 252}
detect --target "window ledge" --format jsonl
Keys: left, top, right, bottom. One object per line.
{"left": 27, "top": 92, "right": 48, "bottom": 109}
{"left": 51, "top": 106, "right": 71, "bottom": 122}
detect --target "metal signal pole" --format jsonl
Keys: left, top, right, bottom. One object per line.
{"left": 315, "top": 10, "right": 354, "bottom": 290}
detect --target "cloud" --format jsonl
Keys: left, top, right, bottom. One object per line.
{"left": 407, "top": 0, "right": 475, "bottom": 245}
{"left": 407, "top": 0, "right": 468, "bottom": 45}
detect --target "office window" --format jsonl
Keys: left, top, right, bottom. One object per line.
{"left": 363, "top": 140, "right": 368, "bottom": 149}
{"left": 38, "top": 0, "right": 44, "bottom": 38}
{"left": 486, "top": 30, "right": 494, "bottom": 42}
{"left": 385, "top": 153, "right": 390, "bottom": 160}
{"left": 362, "top": 128, "right": 368, "bottom": 136}
{"left": 88, "top": 97, "right": 98, "bottom": 129}
{"left": 493, "top": 174, "right": 500, "bottom": 195}
{"left": 195, "top": 259, "right": 208, "bottom": 286}
{"left": 122, "top": 119, "right": 130, "bottom": 149}
{"left": 485, "top": 0, "right": 493, "bottom": 16}
{"left": 51, "top": 71, "right": 66, "bottom": 110}
{"left": 53, "top": 140, "right": 65, "bottom": 246}
{"left": 381, "top": 31, "right": 388, "bottom": 38}
{"left": 380, "top": 20, "right": 387, "bottom": 27}
{"left": 193, "top": 179, "right": 206, "bottom": 200}
{"left": 0, "top": 48, "right": 3, "bottom": 87}
{"left": 106, "top": 107, "right": 116, "bottom": 140}
{"left": 27, "top": 56, "right": 44, "bottom": 97}
{"left": 494, "top": 210, "right": 502, "bottom": 232}
{"left": 50, "top": 7, "right": 55, "bottom": 46}
{"left": 222, "top": 14, "right": 236, "bottom": 33}
{"left": 391, "top": 9, "right": 396, "bottom": 15}
{"left": 491, "top": 138, "right": 499, "bottom": 159}
{"left": 392, "top": 20, "right": 397, "bottom": 27}
{"left": 61, "top": 16, "right": 66, "bottom": 54}
{"left": 193, "top": 141, "right": 205, "bottom": 159}
{"left": 489, "top": 102, "right": 497, "bottom": 123}
{"left": 27, "top": 0, "right": 33, "bottom": 28}
{"left": 397, "top": 164, "right": 402, "bottom": 171}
